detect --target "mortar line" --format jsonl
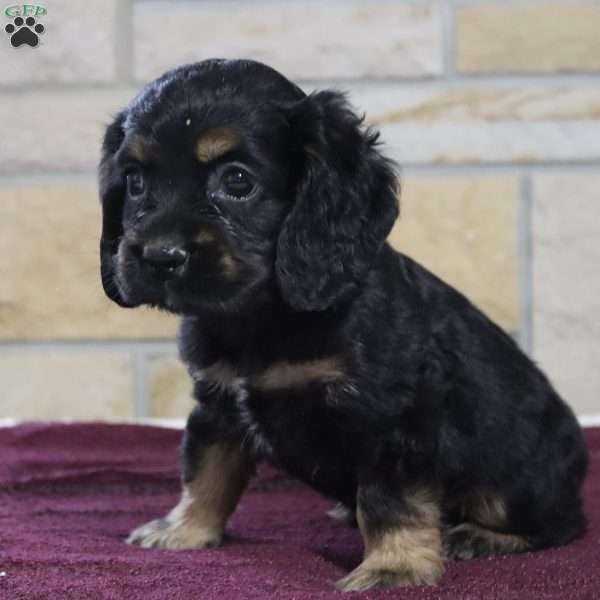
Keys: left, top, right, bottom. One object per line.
{"left": 399, "top": 162, "right": 600, "bottom": 175}
{"left": 453, "top": 0, "right": 596, "bottom": 8}
{"left": 3, "top": 415, "right": 599, "bottom": 428}
{"left": 0, "top": 340, "right": 177, "bottom": 352}
{"left": 114, "top": 0, "right": 134, "bottom": 84}
{"left": 2, "top": 162, "right": 600, "bottom": 186}
{"left": 0, "top": 174, "right": 97, "bottom": 185}
{"left": 443, "top": 0, "right": 457, "bottom": 81}
{"left": 132, "top": 351, "right": 149, "bottom": 419}
{"left": 518, "top": 173, "right": 534, "bottom": 355}
{"left": 3, "top": 73, "right": 600, "bottom": 94}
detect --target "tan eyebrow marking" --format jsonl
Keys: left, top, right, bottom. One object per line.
{"left": 124, "top": 134, "right": 160, "bottom": 163}
{"left": 195, "top": 127, "right": 240, "bottom": 163}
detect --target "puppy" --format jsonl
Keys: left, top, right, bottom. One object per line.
{"left": 99, "top": 59, "right": 588, "bottom": 591}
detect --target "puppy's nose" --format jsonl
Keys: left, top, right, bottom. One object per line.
{"left": 141, "top": 243, "right": 189, "bottom": 276}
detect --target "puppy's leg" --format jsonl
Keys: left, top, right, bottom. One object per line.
{"left": 127, "top": 437, "right": 254, "bottom": 550}
{"left": 337, "top": 483, "right": 444, "bottom": 592}
{"left": 443, "top": 523, "right": 529, "bottom": 560}
{"left": 443, "top": 492, "right": 528, "bottom": 560}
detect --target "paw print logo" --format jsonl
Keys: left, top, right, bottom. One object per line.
{"left": 5, "top": 16, "right": 45, "bottom": 48}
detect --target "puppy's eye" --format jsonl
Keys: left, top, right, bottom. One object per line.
{"left": 126, "top": 170, "right": 145, "bottom": 198}
{"left": 221, "top": 167, "right": 255, "bottom": 199}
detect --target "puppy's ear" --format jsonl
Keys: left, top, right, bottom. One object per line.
{"left": 98, "top": 111, "right": 133, "bottom": 307}
{"left": 276, "top": 91, "right": 399, "bottom": 311}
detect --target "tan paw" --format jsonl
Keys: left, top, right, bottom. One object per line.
{"left": 336, "top": 561, "right": 443, "bottom": 592}
{"left": 126, "top": 517, "right": 222, "bottom": 550}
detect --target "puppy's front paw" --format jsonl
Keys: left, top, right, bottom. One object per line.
{"left": 126, "top": 517, "right": 222, "bottom": 550}
{"left": 336, "top": 564, "right": 440, "bottom": 592}
{"left": 336, "top": 541, "right": 444, "bottom": 593}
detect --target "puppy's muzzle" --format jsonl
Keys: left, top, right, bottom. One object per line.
{"left": 135, "top": 241, "right": 190, "bottom": 280}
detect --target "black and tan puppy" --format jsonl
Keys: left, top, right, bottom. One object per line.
{"left": 99, "top": 59, "right": 587, "bottom": 591}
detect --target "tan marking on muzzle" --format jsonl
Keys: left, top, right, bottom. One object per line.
{"left": 195, "top": 229, "right": 218, "bottom": 244}
{"left": 195, "top": 127, "right": 240, "bottom": 163}
{"left": 220, "top": 252, "right": 239, "bottom": 279}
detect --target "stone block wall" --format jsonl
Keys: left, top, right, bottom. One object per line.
{"left": 1, "top": 0, "right": 599, "bottom": 420}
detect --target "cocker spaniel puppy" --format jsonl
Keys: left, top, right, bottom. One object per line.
{"left": 99, "top": 59, "right": 587, "bottom": 591}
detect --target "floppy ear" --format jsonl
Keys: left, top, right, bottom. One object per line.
{"left": 276, "top": 91, "right": 399, "bottom": 311}
{"left": 98, "top": 111, "right": 133, "bottom": 307}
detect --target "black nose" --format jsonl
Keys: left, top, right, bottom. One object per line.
{"left": 141, "top": 244, "right": 189, "bottom": 277}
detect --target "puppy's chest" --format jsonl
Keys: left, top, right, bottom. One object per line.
{"left": 192, "top": 357, "right": 359, "bottom": 488}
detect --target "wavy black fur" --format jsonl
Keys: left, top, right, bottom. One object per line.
{"left": 99, "top": 59, "right": 587, "bottom": 587}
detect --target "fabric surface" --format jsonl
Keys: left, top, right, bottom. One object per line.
{"left": 0, "top": 423, "right": 598, "bottom": 600}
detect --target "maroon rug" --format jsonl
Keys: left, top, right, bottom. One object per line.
{"left": 0, "top": 423, "right": 598, "bottom": 599}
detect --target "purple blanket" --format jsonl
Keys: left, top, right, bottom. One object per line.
{"left": 1, "top": 423, "right": 598, "bottom": 599}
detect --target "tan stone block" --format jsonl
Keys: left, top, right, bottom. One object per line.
{"left": 0, "top": 182, "right": 178, "bottom": 339}
{"left": 149, "top": 355, "right": 194, "bottom": 419}
{"left": 347, "top": 84, "right": 600, "bottom": 164}
{"left": 5, "top": 84, "right": 600, "bottom": 172}
{"left": 134, "top": 1, "right": 442, "bottom": 81}
{"left": 389, "top": 176, "right": 519, "bottom": 331}
{"left": 456, "top": 2, "right": 600, "bottom": 73}
{"left": 0, "top": 351, "right": 133, "bottom": 420}
{"left": 532, "top": 174, "right": 600, "bottom": 416}
{"left": 2, "top": 0, "right": 118, "bottom": 85}
{"left": 0, "top": 89, "right": 134, "bottom": 174}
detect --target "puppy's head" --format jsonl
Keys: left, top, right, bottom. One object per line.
{"left": 99, "top": 59, "right": 398, "bottom": 314}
